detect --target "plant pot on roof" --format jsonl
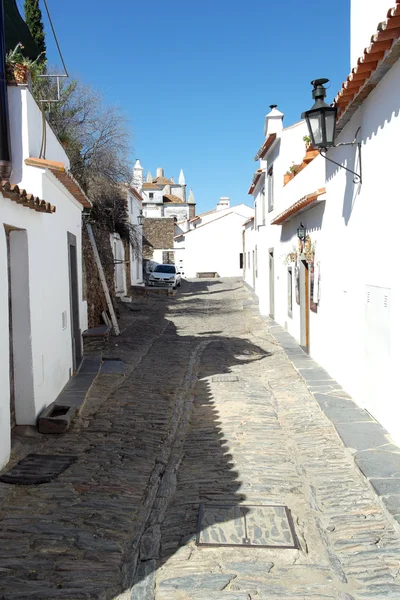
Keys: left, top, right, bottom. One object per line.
{"left": 6, "top": 43, "right": 44, "bottom": 85}
{"left": 303, "top": 135, "right": 319, "bottom": 163}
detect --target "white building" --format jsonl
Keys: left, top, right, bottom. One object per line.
{"left": 141, "top": 166, "right": 195, "bottom": 222}
{"left": 110, "top": 169, "right": 145, "bottom": 299}
{"left": 245, "top": 0, "right": 400, "bottom": 443}
{"left": 0, "top": 84, "right": 90, "bottom": 467}
{"left": 175, "top": 197, "right": 253, "bottom": 278}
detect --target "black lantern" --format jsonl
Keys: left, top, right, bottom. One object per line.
{"left": 304, "top": 79, "right": 337, "bottom": 150}
{"left": 297, "top": 222, "right": 306, "bottom": 243}
{"left": 137, "top": 210, "right": 144, "bottom": 226}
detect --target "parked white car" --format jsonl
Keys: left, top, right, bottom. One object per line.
{"left": 148, "top": 264, "right": 181, "bottom": 289}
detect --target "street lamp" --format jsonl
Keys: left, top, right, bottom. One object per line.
{"left": 297, "top": 222, "right": 306, "bottom": 243}
{"left": 304, "top": 79, "right": 337, "bottom": 150}
{"left": 303, "top": 78, "right": 362, "bottom": 184}
{"left": 137, "top": 210, "right": 144, "bottom": 226}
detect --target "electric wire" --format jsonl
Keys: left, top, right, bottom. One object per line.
{"left": 42, "top": 0, "right": 68, "bottom": 76}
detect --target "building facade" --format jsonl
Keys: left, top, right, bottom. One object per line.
{"left": 0, "top": 84, "right": 89, "bottom": 467}
{"left": 245, "top": 0, "right": 400, "bottom": 443}
{"left": 175, "top": 197, "right": 253, "bottom": 278}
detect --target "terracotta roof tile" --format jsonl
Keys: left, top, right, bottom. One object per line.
{"left": 254, "top": 133, "right": 277, "bottom": 161}
{"left": 334, "top": 2, "right": 400, "bottom": 132}
{"left": 163, "top": 194, "right": 185, "bottom": 204}
{"left": 153, "top": 176, "right": 174, "bottom": 185}
{"left": 1, "top": 180, "right": 56, "bottom": 213}
{"left": 248, "top": 169, "right": 264, "bottom": 195}
{"left": 24, "top": 157, "right": 91, "bottom": 208}
{"left": 271, "top": 188, "right": 326, "bottom": 225}
{"left": 143, "top": 183, "right": 162, "bottom": 190}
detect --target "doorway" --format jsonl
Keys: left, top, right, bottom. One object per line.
{"left": 300, "top": 259, "right": 310, "bottom": 353}
{"left": 252, "top": 250, "right": 255, "bottom": 289}
{"left": 269, "top": 248, "right": 274, "bottom": 319}
{"left": 5, "top": 227, "right": 35, "bottom": 424}
{"left": 67, "top": 232, "right": 81, "bottom": 373}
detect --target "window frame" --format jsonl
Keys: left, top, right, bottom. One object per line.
{"left": 268, "top": 165, "right": 274, "bottom": 213}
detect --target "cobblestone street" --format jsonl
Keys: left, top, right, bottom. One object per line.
{"left": 1, "top": 279, "right": 400, "bottom": 600}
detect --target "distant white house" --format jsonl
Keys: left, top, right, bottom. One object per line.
{"left": 175, "top": 197, "right": 253, "bottom": 278}
{"left": 0, "top": 84, "right": 90, "bottom": 468}
{"left": 245, "top": 0, "right": 400, "bottom": 444}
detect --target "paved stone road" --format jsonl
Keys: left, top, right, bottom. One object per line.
{"left": 1, "top": 279, "right": 400, "bottom": 600}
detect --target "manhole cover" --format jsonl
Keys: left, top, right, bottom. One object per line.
{"left": 212, "top": 375, "right": 239, "bottom": 382}
{"left": 196, "top": 504, "right": 298, "bottom": 549}
{"left": 0, "top": 454, "right": 77, "bottom": 485}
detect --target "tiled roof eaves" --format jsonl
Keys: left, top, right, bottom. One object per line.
{"left": 254, "top": 133, "right": 277, "bottom": 161}
{"left": 248, "top": 169, "right": 264, "bottom": 195}
{"left": 271, "top": 188, "right": 326, "bottom": 225}
{"left": 24, "top": 157, "right": 91, "bottom": 208}
{"left": 129, "top": 186, "right": 143, "bottom": 202}
{"left": 334, "top": 2, "right": 400, "bottom": 132}
{"left": 1, "top": 180, "right": 56, "bottom": 213}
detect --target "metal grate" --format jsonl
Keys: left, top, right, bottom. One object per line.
{"left": 196, "top": 504, "right": 298, "bottom": 549}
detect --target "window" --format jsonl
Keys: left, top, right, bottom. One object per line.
{"left": 268, "top": 166, "right": 274, "bottom": 212}
{"left": 149, "top": 192, "right": 154, "bottom": 199}
{"left": 239, "top": 253, "right": 244, "bottom": 269}
{"left": 288, "top": 267, "right": 293, "bottom": 317}
{"left": 261, "top": 187, "right": 266, "bottom": 225}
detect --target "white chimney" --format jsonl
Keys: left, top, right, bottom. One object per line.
{"left": 216, "top": 196, "right": 230, "bottom": 211}
{"left": 264, "top": 104, "right": 284, "bottom": 137}
{"left": 156, "top": 167, "right": 164, "bottom": 178}
{"left": 131, "top": 159, "right": 144, "bottom": 190}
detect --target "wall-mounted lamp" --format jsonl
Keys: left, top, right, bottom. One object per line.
{"left": 297, "top": 222, "right": 306, "bottom": 243}
{"left": 303, "top": 78, "right": 362, "bottom": 184}
{"left": 137, "top": 210, "right": 144, "bottom": 226}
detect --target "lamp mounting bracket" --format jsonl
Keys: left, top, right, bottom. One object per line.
{"left": 319, "top": 127, "right": 362, "bottom": 184}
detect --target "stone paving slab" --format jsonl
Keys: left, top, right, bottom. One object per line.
{"left": 266, "top": 317, "right": 400, "bottom": 536}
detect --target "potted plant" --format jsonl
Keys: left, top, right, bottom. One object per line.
{"left": 284, "top": 170, "right": 292, "bottom": 185}
{"left": 6, "top": 43, "right": 44, "bottom": 85}
{"left": 303, "top": 135, "right": 312, "bottom": 151}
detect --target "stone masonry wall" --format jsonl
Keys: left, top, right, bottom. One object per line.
{"left": 142, "top": 218, "right": 174, "bottom": 260}
{"left": 82, "top": 224, "right": 116, "bottom": 329}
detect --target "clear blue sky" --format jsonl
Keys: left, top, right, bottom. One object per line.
{"left": 27, "top": 0, "right": 350, "bottom": 213}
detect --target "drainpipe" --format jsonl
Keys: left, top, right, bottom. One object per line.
{"left": 0, "top": 0, "right": 12, "bottom": 180}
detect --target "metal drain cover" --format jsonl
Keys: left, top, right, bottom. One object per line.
{"left": 196, "top": 504, "right": 298, "bottom": 549}
{"left": 212, "top": 375, "right": 239, "bottom": 382}
{"left": 0, "top": 454, "right": 77, "bottom": 485}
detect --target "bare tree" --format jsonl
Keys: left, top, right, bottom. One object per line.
{"left": 33, "top": 75, "right": 132, "bottom": 191}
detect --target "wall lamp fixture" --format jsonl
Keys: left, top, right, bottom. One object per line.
{"left": 303, "top": 78, "right": 362, "bottom": 184}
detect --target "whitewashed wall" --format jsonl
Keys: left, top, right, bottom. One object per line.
{"left": 0, "top": 86, "right": 86, "bottom": 468}
{"left": 175, "top": 210, "right": 253, "bottom": 278}
{"left": 128, "top": 192, "right": 144, "bottom": 286}
{"left": 308, "top": 58, "right": 400, "bottom": 443}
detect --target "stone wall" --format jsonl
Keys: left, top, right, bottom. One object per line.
{"left": 142, "top": 218, "right": 174, "bottom": 260}
{"left": 82, "top": 224, "right": 116, "bottom": 329}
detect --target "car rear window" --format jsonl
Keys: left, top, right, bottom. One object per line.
{"left": 154, "top": 265, "right": 176, "bottom": 273}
